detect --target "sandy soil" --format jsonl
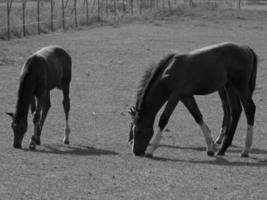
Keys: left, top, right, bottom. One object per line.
{"left": 0, "top": 10, "right": 267, "bottom": 200}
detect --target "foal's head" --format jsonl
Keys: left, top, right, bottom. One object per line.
{"left": 128, "top": 106, "right": 154, "bottom": 156}
{"left": 6, "top": 113, "right": 28, "bottom": 148}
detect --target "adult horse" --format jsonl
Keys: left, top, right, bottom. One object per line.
{"left": 6, "top": 46, "right": 72, "bottom": 150}
{"left": 128, "top": 42, "right": 257, "bottom": 157}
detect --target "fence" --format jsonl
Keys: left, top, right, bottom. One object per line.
{"left": 0, "top": 0, "right": 243, "bottom": 40}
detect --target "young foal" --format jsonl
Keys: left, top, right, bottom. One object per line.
{"left": 7, "top": 46, "right": 72, "bottom": 150}
{"left": 129, "top": 42, "right": 257, "bottom": 157}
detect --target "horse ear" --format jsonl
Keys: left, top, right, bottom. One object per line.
{"left": 6, "top": 112, "right": 15, "bottom": 119}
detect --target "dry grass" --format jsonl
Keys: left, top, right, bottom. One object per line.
{"left": 0, "top": 0, "right": 252, "bottom": 40}
{"left": 0, "top": 8, "right": 267, "bottom": 200}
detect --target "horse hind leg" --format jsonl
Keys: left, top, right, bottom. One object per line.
{"left": 182, "top": 97, "right": 216, "bottom": 156}
{"left": 217, "top": 88, "right": 242, "bottom": 156}
{"left": 62, "top": 84, "right": 71, "bottom": 144}
{"left": 216, "top": 88, "right": 232, "bottom": 145}
{"left": 239, "top": 91, "right": 256, "bottom": 157}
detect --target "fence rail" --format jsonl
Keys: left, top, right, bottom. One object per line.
{"left": 0, "top": 0, "right": 245, "bottom": 40}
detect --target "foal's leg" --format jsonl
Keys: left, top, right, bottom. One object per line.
{"left": 62, "top": 84, "right": 71, "bottom": 144}
{"left": 30, "top": 96, "right": 42, "bottom": 149}
{"left": 217, "top": 88, "right": 242, "bottom": 156}
{"left": 30, "top": 92, "right": 51, "bottom": 150}
{"left": 182, "top": 97, "right": 216, "bottom": 156}
{"left": 239, "top": 91, "right": 255, "bottom": 157}
{"left": 216, "top": 88, "right": 232, "bottom": 145}
{"left": 145, "top": 93, "right": 180, "bottom": 156}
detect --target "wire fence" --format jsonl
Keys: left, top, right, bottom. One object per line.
{"left": 0, "top": 0, "right": 245, "bottom": 40}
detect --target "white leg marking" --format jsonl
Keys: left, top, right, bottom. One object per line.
{"left": 215, "top": 126, "right": 226, "bottom": 144}
{"left": 242, "top": 125, "right": 253, "bottom": 156}
{"left": 145, "top": 129, "right": 163, "bottom": 156}
{"left": 200, "top": 122, "right": 216, "bottom": 153}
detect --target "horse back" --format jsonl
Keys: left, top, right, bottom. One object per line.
{"left": 162, "top": 42, "right": 254, "bottom": 96}
{"left": 35, "top": 46, "right": 72, "bottom": 90}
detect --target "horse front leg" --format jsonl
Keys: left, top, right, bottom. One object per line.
{"left": 29, "top": 93, "right": 51, "bottom": 150}
{"left": 30, "top": 96, "right": 42, "bottom": 150}
{"left": 182, "top": 97, "right": 216, "bottom": 156}
{"left": 145, "top": 93, "right": 180, "bottom": 157}
{"left": 62, "top": 85, "right": 71, "bottom": 144}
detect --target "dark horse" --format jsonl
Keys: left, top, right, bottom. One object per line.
{"left": 128, "top": 42, "right": 257, "bottom": 157}
{"left": 6, "top": 46, "right": 72, "bottom": 150}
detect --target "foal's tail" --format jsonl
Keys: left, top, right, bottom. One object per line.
{"left": 249, "top": 48, "right": 258, "bottom": 94}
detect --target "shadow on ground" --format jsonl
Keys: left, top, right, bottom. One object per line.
{"left": 22, "top": 144, "right": 119, "bottom": 156}
{"left": 151, "top": 144, "right": 267, "bottom": 167}
{"left": 159, "top": 144, "right": 267, "bottom": 155}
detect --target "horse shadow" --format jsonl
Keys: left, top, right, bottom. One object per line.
{"left": 151, "top": 144, "right": 267, "bottom": 167}
{"left": 159, "top": 144, "right": 267, "bottom": 155}
{"left": 22, "top": 144, "right": 119, "bottom": 156}
{"left": 150, "top": 156, "right": 267, "bottom": 167}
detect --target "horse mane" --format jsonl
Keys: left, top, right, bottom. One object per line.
{"left": 135, "top": 52, "right": 176, "bottom": 116}
{"left": 15, "top": 55, "right": 38, "bottom": 119}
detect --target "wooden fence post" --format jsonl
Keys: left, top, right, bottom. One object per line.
{"left": 51, "top": 0, "right": 54, "bottom": 32}
{"left": 97, "top": 0, "right": 100, "bottom": 19}
{"left": 86, "top": 0, "right": 89, "bottom": 25}
{"left": 114, "top": 0, "right": 117, "bottom": 16}
{"left": 62, "top": 0, "right": 65, "bottom": 30}
{"left": 74, "top": 0, "right": 78, "bottom": 27}
{"left": 22, "top": 0, "right": 26, "bottom": 36}
{"left": 139, "top": 0, "right": 142, "bottom": 15}
{"left": 6, "top": 0, "right": 10, "bottom": 40}
{"left": 130, "top": 0, "right": 133, "bottom": 15}
{"left": 37, "top": 0, "right": 40, "bottom": 34}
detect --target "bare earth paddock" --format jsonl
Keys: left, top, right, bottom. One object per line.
{"left": 0, "top": 9, "right": 267, "bottom": 200}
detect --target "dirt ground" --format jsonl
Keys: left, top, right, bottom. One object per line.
{"left": 0, "top": 9, "right": 267, "bottom": 200}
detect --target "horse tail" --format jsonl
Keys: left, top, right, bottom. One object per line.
{"left": 249, "top": 48, "right": 258, "bottom": 94}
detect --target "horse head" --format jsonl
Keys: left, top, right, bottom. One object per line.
{"left": 128, "top": 106, "right": 154, "bottom": 156}
{"left": 6, "top": 112, "right": 28, "bottom": 148}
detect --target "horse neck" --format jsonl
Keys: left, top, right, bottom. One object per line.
{"left": 14, "top": 70, "right": 35, "bottom": 120}
{"left": 137, "top": 89, "right": 168, "bottom": 129}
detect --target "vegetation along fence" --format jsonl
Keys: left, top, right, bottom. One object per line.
{"left": 0, "top": 0, "right": 247, "bottom": 40}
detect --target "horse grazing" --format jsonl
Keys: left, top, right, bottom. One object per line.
{"left": 6, "top": 46, "right": 72, "bottom": 150}
{"left": 128, "top": 42, "right": 257, "bottom": 157}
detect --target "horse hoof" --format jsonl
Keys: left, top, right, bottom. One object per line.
{"left": 217, "top": 151, "right": 225, "bottom": 156}
{"left": 64, "top": 140, "right": 70, "bottom": 145}
{"left": 207, "top": 151, "right": 215, "bottom": 157}
{"left": 241, "top": 152, "right": 249, "bottom": 158}
{"left": 215, "top": 141, "right": 221, "bottom": 145}
{"left": 145, "top": 154, "right": 153, "bottom": 158}
{"left": 29, "top": 144, "right": 36, "bottom": 150}
{"left": 13, "top": 143, "right": 22, "bottom": 149}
